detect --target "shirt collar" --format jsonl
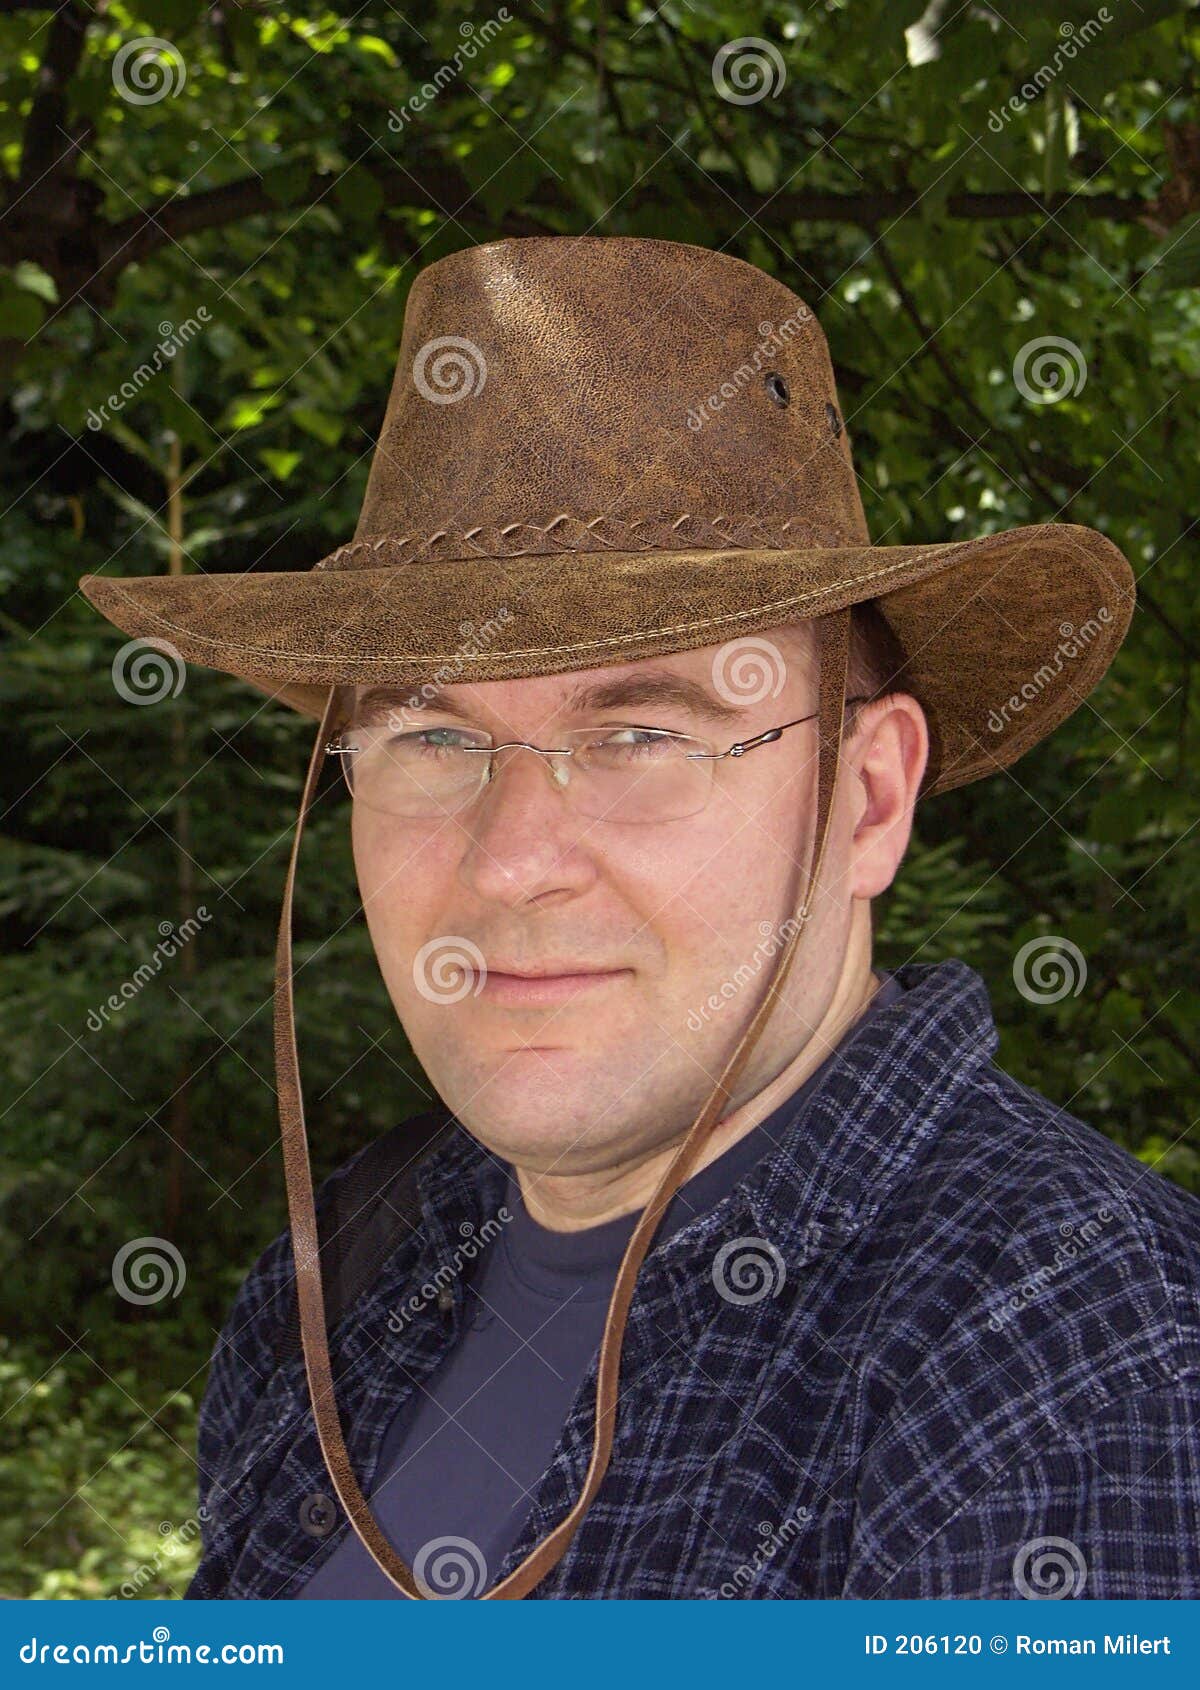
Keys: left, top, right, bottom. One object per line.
{"left": 732, "top": 956, "right": 1000, "bottom": 1272}
{"left": 414, "top": 957, "right": 1000, "bottom": 1284}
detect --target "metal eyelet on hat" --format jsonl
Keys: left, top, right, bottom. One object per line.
{"left": 825, "top": 400, "right": 843, "bottom": 437}
{"left": 764, "top": 371, "right": 789, "bottom": 407}
{"left": 298, "top": 1491, "right": 338, "bottom": 1537}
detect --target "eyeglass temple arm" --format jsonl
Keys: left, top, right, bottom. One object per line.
{"left": 709, "top": 696, "right": 870, "bottom": 761}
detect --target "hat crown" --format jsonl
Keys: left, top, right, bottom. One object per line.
{"left": 336, "top": 236, "right": 869, "bottom": 567}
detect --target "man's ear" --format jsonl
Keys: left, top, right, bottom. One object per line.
{"left": 844, "top": 692, "right": 929, "bottom": 900}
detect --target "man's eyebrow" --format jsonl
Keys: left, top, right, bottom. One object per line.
{"left": 352, "top": 670, "right": 747, "bottom": 727}
{"left": 559, "top": 670, "right": 746, "bottom": 723}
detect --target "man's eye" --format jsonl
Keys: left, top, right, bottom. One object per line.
{"left": 581, "top": 727, "right": 678, "bottom": 763}
{"left": 387, "top": 729, "right": 485, "bottom": 757}
{"left": 419, "top": 728, "right": 469, "bottom": 747}
{"left": 602, "top": 728, "right": 672, "bottom": 746}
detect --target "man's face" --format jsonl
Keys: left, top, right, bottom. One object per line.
{"left": 350, "top": 627, "right": 872, "bottom": 1176}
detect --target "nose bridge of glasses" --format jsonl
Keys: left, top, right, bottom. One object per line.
{"left": 481, "top": 735, "right": 574, "bottom": 795}
{"left": 488, "top": 736, "right": 572, "bottom": 758}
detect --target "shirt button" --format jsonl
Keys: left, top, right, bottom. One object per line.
{"left": 298, "top": 1491, "right": 338, "bottom": 1537}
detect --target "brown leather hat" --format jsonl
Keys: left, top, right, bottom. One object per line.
{"left": 79, "top": 234, "right": 1133, "bottom": 799}
{"left": 78, "top": 236, "right": 1135, "bottom": 1600}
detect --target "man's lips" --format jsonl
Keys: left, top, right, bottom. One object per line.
{"left": 477, "top": 966, "right": 631, "bottom": 1007}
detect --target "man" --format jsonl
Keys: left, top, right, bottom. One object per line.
{"left": 78, "top": 235, "right": 1200, "bottom": 1600}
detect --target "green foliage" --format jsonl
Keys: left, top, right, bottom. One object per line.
{"left": 2, "top": 0, "right": 1198, "bottom": 1596}
{"left": 0, "top": 1331, "right": 204, "bottom": 1599}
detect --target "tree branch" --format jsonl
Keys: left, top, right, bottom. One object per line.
{"left": 17, "top": 0, "right": 99, "bottom": 188}
{"left": 97, "top": 171, "right": 1153, "bottom": 285}
{"left": 99, "top": 156, "right": 488, "bottom": 273}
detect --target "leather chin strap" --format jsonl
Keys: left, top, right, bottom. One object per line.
{"left": 273, "top": 606, "right": 851, "bottom": 1599}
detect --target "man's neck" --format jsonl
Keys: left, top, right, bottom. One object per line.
{"left": 516, "top": 939, "right": 880, "bottom": 1233}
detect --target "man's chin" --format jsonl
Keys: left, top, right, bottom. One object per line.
{"left": 440, "top": 1052, "right": 648, "bottom": 1164}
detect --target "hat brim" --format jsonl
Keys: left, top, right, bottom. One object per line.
{"left": 78, "top": 521, "right": 1134, "bottom": 797}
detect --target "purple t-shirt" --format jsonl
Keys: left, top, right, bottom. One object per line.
{"left": 297, "top": 972, "right": 903, "bottom": 1597}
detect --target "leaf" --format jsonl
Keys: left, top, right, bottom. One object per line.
{"left": 260, "top": 161, "right": 316, "bottom": 208}
{"left": 350, "top": 34, "right": 400, "bottom": 69}
{"left": 743, "top": 145, "right": 777, "bottom": 194}
{"left": 1042, "top": 85, "right": 1077, "bottom": 199}
{"left": 225, "top": 393, "right": 276, "bottom": 431}
{"left": 0, "top": 283, "right": 45, "bottom": 341}
{"left": 1141, "top": 213, "right": 1200, "bottom": 293}
{"left": 138, "top": 0, "right": 207, "bottom": 36}
{"left": 291, "top": 404, "right": 344, "bottom": 446}
{"left": 460, "top": 143, "right": 548, "bottom": 222}
{"left": 259, "top": 448, "right": 303, "bottom": 481}
{"left": 10, "top": 262, "right": 58, "bottom": 305}
{"left": 333, "top": 166, "right": 385, "bottom": 226}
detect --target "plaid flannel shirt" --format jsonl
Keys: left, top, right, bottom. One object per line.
{"left": 187, "top": 959, "right": 1200, "bottom": 1599}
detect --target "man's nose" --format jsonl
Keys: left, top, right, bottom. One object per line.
{"left": 454, "top": 744, "right": 596, "bottom": 908}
